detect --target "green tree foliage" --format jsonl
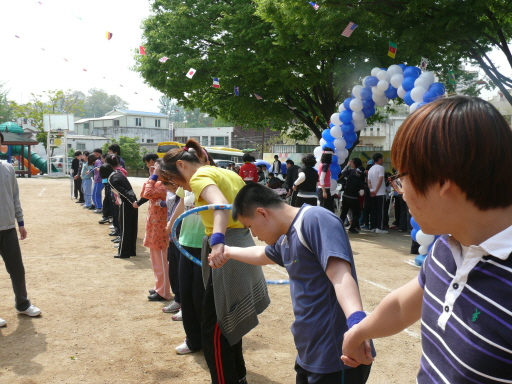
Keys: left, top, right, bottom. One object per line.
{"left": 159, "top": 96, "right": 229, "bottom": 127}
{"left": 10, "top": 89, "right": 84, "bottom": 152}
{"left": 82, "top": 88, "right": 129, "bottom": 118}
{"left": 101, "top": 136, "right": 144, "bottom": 170}
{"left": 0, "top": 82, "right": 14, "bottom": 124}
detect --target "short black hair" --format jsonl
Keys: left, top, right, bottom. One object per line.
{"left": 0, "top": 131, "right": 3, "bottom": 144}
{"left": 232, "top": 183, "right": 285, "bottom": 220}
{"left": 242, "top": 153, "right": 252, "bottom": 162}
{"left": 352, "top": 158, "right": 362, "bottom": 167}
{"left": 372, "top": 153, "right": 383, "bottom": 162}
{"left": 301, "top": 154, "right": 316, "bottom": 167}
{"left": 274, "top": 155, "right": 278, "bottom": 158}
{"left": 93, "top": 148, "right": 102, "bottom": 154}
{"left": 74, "top": 150, "right": 82, "bottom": 157}
{"left": 83, "top": 151, "right": 90, "bottom": 157}
{"left": 143, "top": 153, "right": 159, "bottom": 163}
{"left": 99, "top": 164, "right": 115, "bottom": 179}
{"left": 285, "top": 159, "right": 294, "bottom": 165}
{"left": 108, "top": 143, "right": 121, "bottom": 156}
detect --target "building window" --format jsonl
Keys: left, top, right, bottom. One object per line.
{"left": 23, "top": 118, "right": 28, "bottom": 124}
{"left": 141, "top": 139, "right": 144, "bottom": 143}
{"left": 175, "top": 136, "right": 187, "bottom": 143}
{"left": 210, "top": 136, "right": 229, "bottom": 146}
{"left": 135, "top": 118, "right": 142, "bottom": 127}
{"left": 113, "top": 120, "right": 120, "bottom": 127}
{"left": 201, "top": 136, "right": 209, "bottom": 146}
{"left": 190, "top": 136, "right": 200, "bottom": 142}
{"left": 146, "top": 139, "right": 154, "bottom": 143}
{"left": 84, "top": 123, "right": 90, "bottom": 129}
{"left": 155, "top": 119, "right": 161, "bottom": 128}
{"left": 76, "top": 143, "right": 86, "bottom": 150}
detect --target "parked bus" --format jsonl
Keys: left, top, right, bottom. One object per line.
{"left": 156, "top": 141, "right": 185, "bottom": 158}
{"left": 205, "top": 147, "right": 244, "bottom": 167}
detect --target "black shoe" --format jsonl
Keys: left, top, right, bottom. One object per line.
{"left": 114, "top": 255, "right": 130, "bottom": 258}
{"left": 111, "top": 236, "right": 120, "bottom": 242}
{"left": 348, "top": 229, "right": 360, "bottom": 234}
{"left": 75, "top": 201, "right": 84, "bottom": 203}
{"left": 98, "top": 218, "right": 109, "bottom": 224}
{"left": 147, "top": 292, "right": 166, "bottom": 301}
{"left": 148, "top": 289, "right": 156, "bottom": 294}
{"left": 113, "top": 238, "right": 121, "bottom": 244}
{"left": 88, "top": 206, "right": 96, "bottom": 210}
{"left": 109, "top": 231, "right": 119, "bottom": 237}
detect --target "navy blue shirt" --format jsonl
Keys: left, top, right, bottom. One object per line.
{"left": 265, "top": 205, "right": 360, "bottom": 373}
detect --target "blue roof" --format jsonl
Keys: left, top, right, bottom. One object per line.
{"left": 116, "top": 110, "right": 167, "bottom": 117}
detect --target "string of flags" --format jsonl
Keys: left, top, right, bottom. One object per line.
{"left": 309, "top": 2, "right": 320, "bottom": 10}
{"left": 388, "top": 41, "right": 397, "bottom": 58}
{"left": 212, "top": 78, "right": 220, "bottom": 88}
{"left": 341, "top": 22, "right": 358, "bottom": 37}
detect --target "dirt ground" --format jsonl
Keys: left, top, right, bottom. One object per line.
{"left": 0, "top": 177, "right": 422, "bottom": 384}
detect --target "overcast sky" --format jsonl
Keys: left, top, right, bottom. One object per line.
{"left": 1, "top": 0, "right": 508, "bottom": 116}
{"left": 0, "top": 0, "right": 162, "bottom": 112}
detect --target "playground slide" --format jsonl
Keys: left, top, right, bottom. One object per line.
{"left": 6, "top": 145, "right": 58, "bottom": 173}
{"left": 23, "top": 158, "right": 40, "bottom": 175}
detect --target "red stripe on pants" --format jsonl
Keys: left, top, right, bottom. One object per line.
{"left": 214, "top": 323, "right": 225, "bottom": 384}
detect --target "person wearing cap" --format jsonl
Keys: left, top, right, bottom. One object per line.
{"left": 0, "top": 131, "right": 42, "bottom": 327}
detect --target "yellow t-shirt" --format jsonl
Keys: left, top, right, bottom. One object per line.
{"left": 189, "top": 165, "right": 245, "bottom": 235}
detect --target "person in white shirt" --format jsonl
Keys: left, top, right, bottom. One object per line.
{"left": 272, "top": 155, "right": 282, "bottom": 175}
{"left": 366, "top": 153, "right": 388, "bottom": 233}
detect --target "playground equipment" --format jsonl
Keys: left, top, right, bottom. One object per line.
{"left": 0, "top": 145, "right": 57, "bottom": 174}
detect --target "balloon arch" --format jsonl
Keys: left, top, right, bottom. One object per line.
{"left": 313, "top": 63, "right": 446, "bottom": 265}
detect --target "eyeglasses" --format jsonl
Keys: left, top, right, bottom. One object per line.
{"left": 162, "top": 180, "right": 176, "bottom": 186}
{"left": 388, "top": 172, "right": 408, "bottom": 194}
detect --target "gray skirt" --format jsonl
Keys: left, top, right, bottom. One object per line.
{"left": 202, "top": 227, "right": 270, "bottom": 345}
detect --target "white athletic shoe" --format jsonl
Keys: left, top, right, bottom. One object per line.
{"left": 109, "top": 225, "right": 115, "bottom": 229}
{"left": 0, "top": 318, "right": 6, "bottom": 327}
{"left": 172, "top": 309, "right": 183, "bottom": 321}
{"left": 17, "top": 305, "right": 42, "bottom": 317}
{"left": 162, "top": 301, "right": 181, "bottom": 313}
{"left": 175, "top": 340, "right": 193, "bottom": 355}
{"left": 375, "top": 229, "right": 389, "bottom": 234}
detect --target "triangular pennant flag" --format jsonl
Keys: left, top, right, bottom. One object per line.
{"left": 139, "top": 46, "right": 146, "bottom": 55}
{"left": 106, "top": 32, "right": 113, "bottom": 40}
{"left": 159, "top": 57, "right": 169, "bottom": 63}
{"left": 308, "top": 2, "right": 319, "bottom": 10}
{"left": 234, "top": 86, "right": 239, "bottom": 96}
{"left": 186, "top": 68, "right": 196, "bottom": 78}
{"left": 212, "top": 78, "right": 220, "bottom": 88}
{"left": 254, "top": 93, "right": 263, "bottom": 100}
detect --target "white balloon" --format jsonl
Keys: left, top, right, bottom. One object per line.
{"left": 353, "top": 119, "right": 366, "bottom": 131}
{"left": 337, "top": 157, "right": 345, "bottom": 165}
{"left": 330, "top": 112, "right": 342, "bottom": 125}
{"left": 334, "top": 137, "right": 346, "bottom": 150}
{"left": 376, "top": 69, "right": 389, "bottom": 81}
{"left": 336, "top": 147, "right": 349, "bottom": 159}
{"left": 416, "top": 231, "right": 435, "bottom": 246}
{"left": 361, "top": 76, "right": 369, "bottom": 87}
{"left": 419, "top": 71, "right": 435, "bottom": 85}
{"left": 387, "top": 64, "right": 403, "bottom": 76}
{"left": 313, "top": 146, "right": 322, "bottom": 158}
{"left": 330, "top": 178, "right": 338, "bottom": 194}
{"left": 371, "top": 67, "right": 381, "bottom": 77}
{"left": 331, "top": 125, "right": 343, "bottom": 138}
{"left": 418, "top": 245, "right": 429, "bottom": 256}
{"left": 352, "top": 111, "right": 365, "bottom": 121}
{"left": 349, "top": 98, "right": 363, "bottom": 112}
{"left": 390, "top": 74, "right": 404, "bottom": 89}
{"left": 397, "top": 85, "right": 406, "bottom": 98}
{"left": 338, "top": 103, "right": 346, "bottom": 113}
{"left": 372, "top": 93, "right": 384, "bottom": 103}
{"left": 352, "top": 85, "right": 363, "bottom": 99}
{"left": 374, "top": 97, "right": 389, "bottom": 107}
{"left": 410, "top": 102, "right": 420, "bottom": 113}
{"left": 320, "top": 138, "right": 326, "bottom": 147}
{"left": 372, "top": 87, "right": 385, "bottom": 96}
{"left": 377, "top": 80, "right": 389, "bottom": 91}
{"left": 411, "top": 86, "right": 427, "bottom": 103}
{"left": 414, "top": 77, "right": 430, "bottom": 90}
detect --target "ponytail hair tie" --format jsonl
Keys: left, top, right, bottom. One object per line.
{"left": 183, "top": 147, "right": 189, "bottom": 152}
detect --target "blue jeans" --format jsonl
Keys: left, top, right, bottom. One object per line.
{"left": 82, "top": 178, "right": 93, "bottom": 207}
{"left": 92, "top": 182, "right": 104, "bottom": 209}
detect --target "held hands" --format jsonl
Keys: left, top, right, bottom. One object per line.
{"left": 370, "top": 191, "right": 377, "bottom": 197}
{"left": 341, "top": 325, "right": 374, "bottom": 367}
{"left": 208, "top": 243, "right": 230, "bottom": 269}
{"left": 292, "top": 185, "right": 297, "bottom": 191}
{"left": 165, "top": 222, "right": 172, "bottom": 234}
{"left": 132, "top": 201, "right": 139, "bottom": 208}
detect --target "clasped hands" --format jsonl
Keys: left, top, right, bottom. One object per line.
{"left": 341, "top": 324, "right": 374, "bottom": 367}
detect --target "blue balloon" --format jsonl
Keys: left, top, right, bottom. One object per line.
{"left": 344, "top": 131, "right": 357, "bottom": 143}
{"left": 398, "top": 63, "right": 407, "bottom": 71}
{"left": 410, "top": 217, "right": 420, "bottom": 230}
{"left": 402, "top": 76, "right": 416, "bottom": 92}
{"left": 411, "top": 229, "right": 418, "bottom": 242}
{"left": 322, "top": 141, "right": 334, "bottom": 150}
{"left": 403, "top": 90, "right": 414, "bottom": 106}
{"left": 330, "top": 164, "right": 341, "bottom": 178}
{"left": 423, "top": 90, "right": 440, "bottom": 103}
{"left": 384, "top": 85, "right": 398, "bottom": 99}
{"left": 343, "top": 98, "right": 353, "bottom": 111}
{"left": 340, "top": 110, "right": 353, "bottom": 124}
{"left": 322, "top": 129, "right": 334, "bottom": 142}
{"left": 360, "top": 87, "right": 373, "bottom": 101}
{"left": 329, "top": 122, "right": 335, "bottom": 128}
{"left": 429, "top": 82, "right": 446, "bottom": 96}
{"left": 341, "top": 123, "right": 354, "bottom": 134}
{"left": 362, "top": 99, "right": 375, "bottom": 110}
{"left": 416, "top": 102, "right": 427, "bottom": 109}
{"left": 363, "top": 107, "right": 376, "bottom": 118}
{"left": 365, "top": 76, "right": 379, "bottom": 87}
{"left": 331, "top": 155, "right": 338, "bottom": 164}
{"left": 403, "top": 66, "right": 421, "bottom": 79}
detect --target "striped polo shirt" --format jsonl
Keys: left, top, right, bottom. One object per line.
{"left": 418, "top": 225, "right": 512, "bottom": 383}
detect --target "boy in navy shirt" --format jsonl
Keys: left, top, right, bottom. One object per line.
{"left": 208, "top": 183, "right": 373, "bottom": 383}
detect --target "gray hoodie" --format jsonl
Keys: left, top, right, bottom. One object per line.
{"left": 0, "top": 161, "right": 24, "bottom": 231}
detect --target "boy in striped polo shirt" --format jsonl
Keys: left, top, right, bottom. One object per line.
{"left": 341, "top": 96, "right": 512, "bottom": 382}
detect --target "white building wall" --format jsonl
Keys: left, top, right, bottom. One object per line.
{"left": 173, "top": 127, "right": 234, "bottom": 147}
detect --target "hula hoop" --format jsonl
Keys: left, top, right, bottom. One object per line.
{"left": 171, "top": 203, "right": 290, "bottom": 285}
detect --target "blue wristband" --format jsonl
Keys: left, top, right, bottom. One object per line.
{"left": 18, "top": 221, "right": 25, "bottom": 227}
{"left": 149, "top": 174, "right": 159, "bottom": 181}
{"left": 347, "top": 311, "right": 366, "bottom": 329}
{"left": 210, "top": 232, "right": 225, "bottom": 247}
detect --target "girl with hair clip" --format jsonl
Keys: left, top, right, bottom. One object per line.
{"left": 140, "top": 159, "right": 172, "bottom": 302}
{"left": 158, "top": 139, "right": 269, "bottom": 384}
{"left": 318, "top": 147, "right": 335, "bottom": 212}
